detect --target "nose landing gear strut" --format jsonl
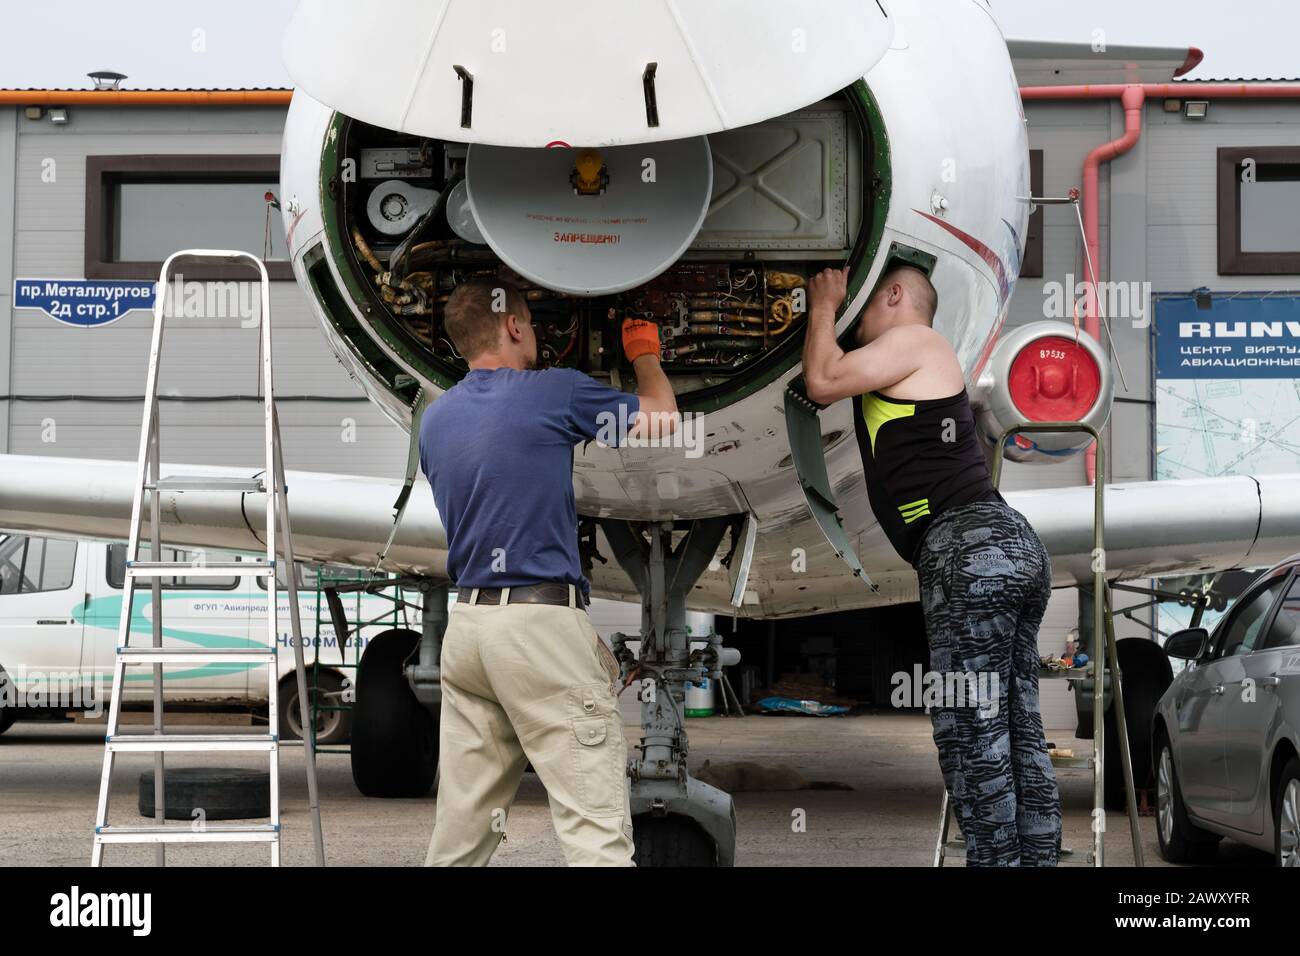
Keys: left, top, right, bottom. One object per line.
{"left": 599, "top": 516, "right": 741, "bottom": 866}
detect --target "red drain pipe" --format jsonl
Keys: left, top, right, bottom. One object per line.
{"left": 1018, "top": 79, "right": 1300, "bottom": 483}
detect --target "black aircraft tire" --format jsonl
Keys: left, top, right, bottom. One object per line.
{"left": 351, "top": 628, "right": 438, "bottom": 798}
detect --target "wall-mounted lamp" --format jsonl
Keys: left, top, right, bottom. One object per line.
{"left": 47, "top": 108, "right": 69, "bottom": 125}
{"left": 1184, "top": 101, "right": 1210, "bottom": 120}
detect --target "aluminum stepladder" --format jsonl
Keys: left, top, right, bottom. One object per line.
{"left": 92, "top": 249, "right": 325, "bottom": 866}
{"left": 933, "top": 421, "right": 1144, "bottom": 867}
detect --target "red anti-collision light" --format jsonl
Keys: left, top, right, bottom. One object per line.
{"left": 1008, "top": 335, "right": 1101, "bottom": 422}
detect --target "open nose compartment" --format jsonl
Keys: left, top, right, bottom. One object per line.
{"left": 315, "top": 84, "right": 888, "bottom": 412}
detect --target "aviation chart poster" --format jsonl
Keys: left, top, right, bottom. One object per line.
{"left": 1154, "top": 293, "right": 1300, "bottom": 481}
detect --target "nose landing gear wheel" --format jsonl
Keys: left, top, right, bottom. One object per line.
{"left": 632, "top": 815, "right": 717, "bottom": 867}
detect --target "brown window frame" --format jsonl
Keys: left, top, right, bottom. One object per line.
{"left": 1217, "top": 146, "right": 1300, "bottom": 275}
{"left": 1020, "top": 149, "right": 1045, "bottom": 278}
{"left": 84, "top": 154, "right": 292, "bottom": 281}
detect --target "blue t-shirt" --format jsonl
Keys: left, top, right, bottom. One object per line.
{"left": 419, "top": 367, "right": 640, "bottom": 600}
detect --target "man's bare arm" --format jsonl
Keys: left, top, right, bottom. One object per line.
{"left": 631, "top": 353, "right": 678, "bottom": 438}
{"left": 801, "top": 268, "right": 850, "bottom": 403}
{"left": 806, "top": 329, "right": 928, "bottom": 405}
{"left": 801, "top": 268, "right": 925, "bottom": 405}
{"left": 624, "top": 318, "right": 678, "bottom": 438}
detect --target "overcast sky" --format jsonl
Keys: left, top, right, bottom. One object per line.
{"left": 0, "top": 0, "right": 1292, "bottom": 89}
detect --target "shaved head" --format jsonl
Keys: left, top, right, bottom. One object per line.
{"left": 855, "top": 264, "right": 940, "bottom": 345}
{"left": 878, "top": 265, "right": 938, "bottom": 325}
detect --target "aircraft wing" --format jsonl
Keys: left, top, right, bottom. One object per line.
{"left": 2, "top": 453, "right": 1299, "bottom": 613}
{"left": 1005, "top": 474, "right": 1300, "bottom": 585}
{"left": 0, "top": 453, "right": 449, "bottom": 578}
{"left": 1007, "top": 39, "right": 1202, "bottom": 87}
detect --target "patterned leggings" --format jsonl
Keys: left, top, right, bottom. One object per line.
{"left": 915, "top": 500, "right": 1061, "bottom": 866}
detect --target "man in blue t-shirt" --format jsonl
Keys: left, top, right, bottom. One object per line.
{"left": 420, "top": 277, "right": 676, "bottom": 867}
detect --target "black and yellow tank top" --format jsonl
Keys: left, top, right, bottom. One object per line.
{"left": 852, "top": 388, "right": 1004, "bottom": 566}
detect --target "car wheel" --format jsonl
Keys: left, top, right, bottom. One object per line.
{"left": 280, "top": 670, "right": 352, "bottom": 746}
{"left": 1274, "top": 756, "right": 1300, "bottom": 868}
{"left": 1155, "top": 732, "right": 1219, "bottom": 864}
{"left": 0, "top": 668, "right": 14, "bottom": 735}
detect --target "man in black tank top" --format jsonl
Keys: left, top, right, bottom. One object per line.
{"left": 802, "top": 265, "right": 1061, "bottom": 867}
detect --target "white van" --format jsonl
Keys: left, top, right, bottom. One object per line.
{"left": 0, "top": 530, "right": 422, "bottom": 744}
{"left": 0, "top": 531, "right": 652, "bottom": 744}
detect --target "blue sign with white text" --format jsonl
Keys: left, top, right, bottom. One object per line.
{"left": 13, "top": 278, "right": 157, "bottom": 327}
{"left": 1155, "top": 294, "right": 1300, "bottom": 379}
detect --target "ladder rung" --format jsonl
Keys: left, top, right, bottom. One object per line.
{"left": 106, "top": 733, "right": 277, "bottom": 753}
{"left": 147, "top": 476, "right": 266, "bottom": 493}
{"left": 1051, "top": 755, "right": 1095, "bottom": 770}
{"left": 117, "top": 646, "right": 276, "bottom": 664}
{"left": 1058, "top": 847, "right": 1094, "bottom": 864}
{"left": 942, "top": 842, "right": 1092, "bottom": 864}
{"left": 126, "top": 560, "right": 274, "bottom": 577}
{"left": 95, "top": 824, "right": 278, "bottom": 844}
{"left": 1038, "top": 667, "right": 1090, "bottom": 681}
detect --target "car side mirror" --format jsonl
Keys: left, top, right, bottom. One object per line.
{"left": 1165, "top": 627, "right": 1209, "bottom": 660}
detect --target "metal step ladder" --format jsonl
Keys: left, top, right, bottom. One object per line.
{"left": 91, "top": 249, "right": 325, "bottom": 866}
{"left": 933, "top": 421, "right": 1144, "bottom": 867}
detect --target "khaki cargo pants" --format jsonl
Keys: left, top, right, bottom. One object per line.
{"left": 424, "top": 587, "right": 635, "bottom": 866}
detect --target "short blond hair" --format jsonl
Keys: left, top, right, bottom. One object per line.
{"left": 442, "top": 278, "right": 530, "bottom": 359}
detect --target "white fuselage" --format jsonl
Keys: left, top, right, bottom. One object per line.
{"left": 277, "top": 0, "right": 1029, "bottom": 616}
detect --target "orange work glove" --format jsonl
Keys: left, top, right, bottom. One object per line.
{"left": 622, "top": 317, "right": 661, "bottom": 362}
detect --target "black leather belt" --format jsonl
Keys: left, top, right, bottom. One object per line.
{"left": 465, "top": 582, "right": 588, "bottom": 610}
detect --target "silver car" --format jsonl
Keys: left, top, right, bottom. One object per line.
{"left": 1153, "top": 557, "right": 1300, "bottom": 866}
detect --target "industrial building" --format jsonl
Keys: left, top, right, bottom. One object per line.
{"left": 1, "top": 0, "right": 1298, "bottom": 883}
{"left": 6, "top": 75, "right": 1298, "bottom": 728}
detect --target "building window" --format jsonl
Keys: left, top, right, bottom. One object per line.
{"left": 1020, "top": 149, "right": 1044, "bottom": 278}
{"left": 0, "top": 534, "right": 77, "bottom": 594}
{"left": 1217, "top": 146, "right": 1300, "bottom": 275}
{"left": 85, "top": 154, "right": 290, "bottom": 280}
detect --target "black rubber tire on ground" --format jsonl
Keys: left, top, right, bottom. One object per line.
{"left": 1103, "top": 637, "right": 1174, "bottom": 811}
{"left": 0, "top": 668, "right": 14, "bottom": 735}
{"left": 280, "top": 670, "right": 353, "bottom": 746}
{"left": 351, "top": 628, "right": 438, "bottom": 798}
{"left": 138, "top": 768, "right": 270, "bottom": 820}
{"left": 632, "top": 814, "right": 718, "bottom": 867}
{"left": 1154, "top": 732, "right": 1219, "bottom": 864}
{"left": 1273, "top": 755, "right": 1300, "bottom": 868}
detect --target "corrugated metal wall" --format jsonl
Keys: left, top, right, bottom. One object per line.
{"left": 2, "top": 105, "right": 408, "bottom": 476}
{"left": 1014, "top": 97, "right": 1300, "bottom": 729}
